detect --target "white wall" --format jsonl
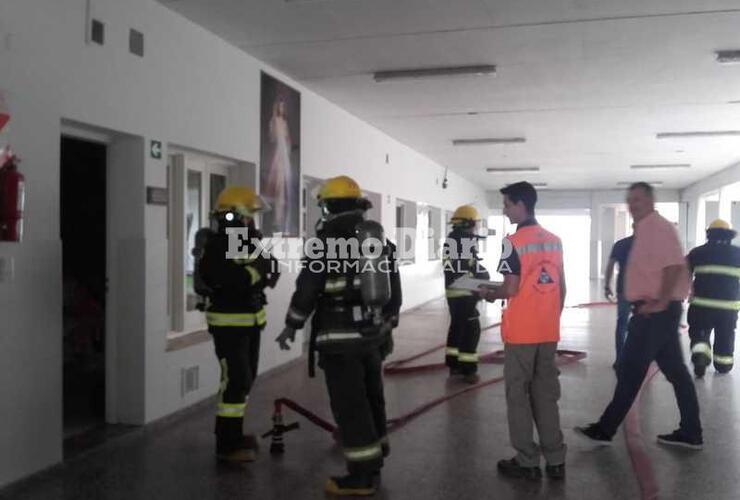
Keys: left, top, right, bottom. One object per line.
{"left": 681, "top": 161, "right": 740, "bottom": 249}
{"left": 0, "top": 0, "right": 485, "bottom": 487}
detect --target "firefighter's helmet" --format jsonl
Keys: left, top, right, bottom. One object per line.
{"left": 451, "top": 205, "right": 480, "bottom": 223}
{"left": 708, "top": 219, "right": 731, "bottom": 231}
{"left": 215, "top": 186, "right": 264, "bottom": 217}
{"left": 317, "top": 175, "right": 363, "bottom": 201}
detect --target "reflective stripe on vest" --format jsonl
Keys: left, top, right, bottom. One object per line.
{"left": 515, "top": 241, "right": 563, "bottom": 256}
{"left": 207, "top": 308, "right": 267, "bottom": 327}
{"left": 694, "top": 265, "right": 740, "bottom": 279}
{"left": 446, "top": 288, "right": 473, "bottom": 298}
{"left": 689, "top": 297, "right": 740, "bottom": 311}
{"left": 315, "top": 332, "right": 364, "bottom": 344}
{"left": 446, "top": 347, "right": 460, "bottom": 357}
{"left": 344, "top": 443, "right": 383, "bottom": 462}
{"left": 324, "top": 276, "right": 361, "bottom": 294}
{"left": 714, "top": 354, "right": 734, "bottom": 365}
{"left": 244, "top": 265, "right": 261, "bottom": 285}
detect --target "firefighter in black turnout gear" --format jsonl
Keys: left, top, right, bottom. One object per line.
{"left": 687, "top": 219, "right": 740, "bottom": 378}
{"left": 443, "top": 205, "right": 489, "bottom": 384}
{"left": 276, "top": 175, "right": 402, "bottom": 496}
{"left": 197, "top": 186, "right": 280, "bottom": 463}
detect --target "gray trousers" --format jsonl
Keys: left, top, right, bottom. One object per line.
{"left": 504, "top": 342, "right": 566, "bottom": 467}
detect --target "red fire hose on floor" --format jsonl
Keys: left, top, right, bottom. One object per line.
{"left": 262, "top": 301, "right": 612, "bottom": 452}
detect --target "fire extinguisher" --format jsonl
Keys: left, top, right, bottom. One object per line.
{"left": 0, "top": 152, "right": 25, "bottom": 242}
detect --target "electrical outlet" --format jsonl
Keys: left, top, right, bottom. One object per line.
{"left": 181, "top": 366, "right": 199, "bottom": 396}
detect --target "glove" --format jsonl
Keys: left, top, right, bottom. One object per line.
{"left": 380, "top": 335, "right": 394, "bottom": 360}
{"left": 276, "top": 326, "right": 297, "bottom": 351}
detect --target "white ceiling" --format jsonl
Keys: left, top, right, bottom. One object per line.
{"left": 158, "top": 0, "right": 740, "bottom": 191}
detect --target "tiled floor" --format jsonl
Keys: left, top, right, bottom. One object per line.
{"left": 3, "top": 291, "right": 737, "bottom": 499}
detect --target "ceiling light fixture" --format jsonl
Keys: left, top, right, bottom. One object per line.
{"left": 506, "top": 182, "right": 547, "bottom": 187}
{"left": 486, "top": 167, "right": 540, "bottom": 173}
{"left": 656, "top": 131, "right": 740, "bottom": 139}
{"left": 374, "top": 65, "right": 496, "bottom": 83}
{"left": 453, "top": 137, "right": 525, "bottom": 146}
{"left": 618, "top": 181, "right": 664, "bottom": 186}
{"left": 716, "top": 50, "right": 740, "bottom": 64}
{"left": 630, "top": 164, "right": 690, "bottom": 170}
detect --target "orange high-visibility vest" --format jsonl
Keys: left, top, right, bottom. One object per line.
{"left": 501, "top": 225, "right": 563, "bottom": 344}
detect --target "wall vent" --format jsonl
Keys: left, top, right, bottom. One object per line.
{"left": 181, "top": 366, "right": 199, "bottom": 396}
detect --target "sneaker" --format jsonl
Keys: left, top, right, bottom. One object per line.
{"left": 545, "top": 464, "right": 565, "bottom": 480}
{"left": 574, "top": 424, "right": 613, "bottom": 446}
{"left": 324, "top": 474, "right": 377, "bottom": 496}
{"left": 461, "top": 373, "right": 481, "bottom": 385}
{"left": 497, "top": 458, "right": 542, "bottom": 480}
{"left": 657, "top": 430, "right": 703, "bottom": 450}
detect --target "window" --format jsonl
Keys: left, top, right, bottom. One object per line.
{"left": 395, "top": 199, "right": 417, "bottom": 264}
{"left": 428, "top": 206, "right": 442, "bottom": 260}
{"left": 185, "top": 170, "right": 202, "bottom": 313}
{"left": 168, "top": 151, "right": 245, "bottom": 337}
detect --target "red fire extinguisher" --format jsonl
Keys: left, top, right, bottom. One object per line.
{"left": 0, "top": 151, "right": 25, "bottom": 242}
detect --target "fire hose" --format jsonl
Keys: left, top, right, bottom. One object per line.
{"left": 261, "top": 299, "right": 609, "bottom": 453}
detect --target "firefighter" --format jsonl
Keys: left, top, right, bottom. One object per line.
{"left": 276, "top": 175, "right": 402, "bottom": 496}
{"left": 198, "top": 186, "right": 280, "bottom": 463}
{"left": 687, "top": 219, "right": 740, "bottom": 378}
{"left": 443, "top": 205, "right": 489, "bottom": 384}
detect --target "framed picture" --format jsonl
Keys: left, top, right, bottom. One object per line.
{"left": 260, "top": 72, "right": 301, "bottom": 236}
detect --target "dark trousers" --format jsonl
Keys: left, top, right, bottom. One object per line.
{"left": 688, "top": 305, "right": 738, "bottom": 373}
{"left": 598, "top": 302, "right": 702, "bottom": 438}
{"left": 614, "top": 295, "right": 630, "bottom": 365}
{"left": 445, "top": 296, "right": 481, "bottom": 374}
{"left": 211, "top": 327, "right": 262, "bottom": 451}
{"left": 321, "top": 348, "right": 387, "bottom": 476}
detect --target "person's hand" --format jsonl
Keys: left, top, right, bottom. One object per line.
{"left": 604, "top": 286, "right": 615, "bottom": 302}
{"left": 478, "top": 285, "right": 496, "bottom": 302}
{"left": 637, "top": 300, "right": 668, "bottom": 315}
{"left": 276, "top": 327, "right": 297, "bottom": 350}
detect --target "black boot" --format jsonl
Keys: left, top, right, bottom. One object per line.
{"left": 497, "top": 458, "right": 542, "bottom": 480}
{"left": 324, "top": 473, "right": 377, "bottom": 496}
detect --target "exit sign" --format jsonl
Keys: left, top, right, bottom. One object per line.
{"left": 150, "top": 140, "right": 162, "bottom": 159}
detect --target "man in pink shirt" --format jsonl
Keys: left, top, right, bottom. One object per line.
{"left": 576, "top": 183, "right": 702, "bottom": 449}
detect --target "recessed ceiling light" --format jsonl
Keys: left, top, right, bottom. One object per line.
{"left": 618, "top": 181, "right": 664, "bottom": 186}
{"left": 656, "top": 131, "right": 740, "bottom": 139}
{"left": 373, "top": 65, "right": 496, "bottom": 83}
{"left": 716, "top": 50, "right": 740, "bottom": 64}
{"left": 453, "top": 137, "right": 526, "bottom": 146}
{"left": 630, "top": 164, "right": 690, "bottom": 170}
{"left": 486, "top": 167, "right": 540, "bottom": 173}
{"left": 505, "top": 182, "right": 547, "bottom": 187}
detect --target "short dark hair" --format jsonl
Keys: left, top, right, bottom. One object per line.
{"left": 500, "top": 181, "right": 537, "bottom": 213}
{"left": 628, "top": 182, "right": 655, "bottom": 199}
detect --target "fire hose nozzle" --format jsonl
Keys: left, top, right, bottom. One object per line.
{"left": 262, "top": 421, "right": 300, "bottom": 455}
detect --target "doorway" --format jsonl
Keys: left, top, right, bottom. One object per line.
{"left": 60, "top": 136, "right": 107, "bottom": 446}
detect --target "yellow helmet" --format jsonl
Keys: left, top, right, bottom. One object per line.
{"left": 318, "top": 175, "right": 363, "bottom": 201}
{"left": 451, "top": 205, "right": 480, "bottom": 223}
{"left": 215, "top": 186, "right": 263, "bottom": 216}
{"left": 708, "top": 219, "right": 731, "bottom": 231}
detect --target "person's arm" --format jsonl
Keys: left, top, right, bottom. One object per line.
{"left": 638, "top": 264, "right": 685, "bottom": 314}
{"left": 481, "top": 274, "right": 520, "bottom": 300}
{"left": 480, "top": 240, "right": 520, "bottom": 301}
{"left": 277, "top": 256, "right": 326, "bottom": 350}
{"left": 559, "top": 265, "right": 567, "bottom": 312}
{"left": 604, "top": 258, "right": 616, "bottom": 301}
